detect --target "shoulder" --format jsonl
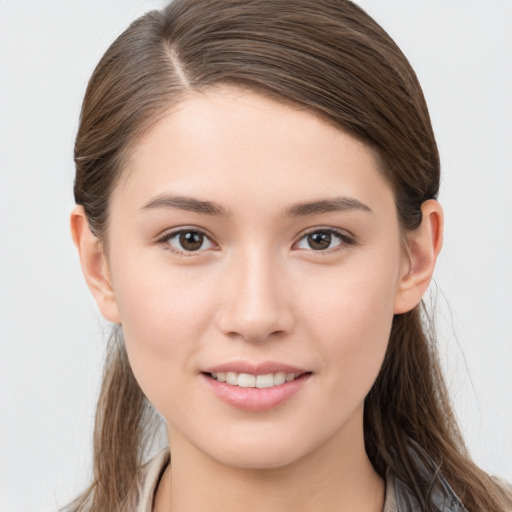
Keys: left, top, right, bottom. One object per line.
{"left": 385, "top": 445, "right": 512, "bottom": 512}
{"left": 384, "top": 469, "right": 466, "bottom": 512}
{"left": 384, "top": 441, "right": 466, "bottom": 512}
{"left": 136, "top": 449, "right": 171, "bottom": 512}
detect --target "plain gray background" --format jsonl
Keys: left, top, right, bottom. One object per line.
{"left": 1, "top": 1, "right": 511, "bottom": 511}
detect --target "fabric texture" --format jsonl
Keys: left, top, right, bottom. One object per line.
{"left": 137, "top": 449, "right": 170, "bottom": 512}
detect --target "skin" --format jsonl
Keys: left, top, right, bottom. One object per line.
{"left": 71, "top": 87, "right": 443, "bottom": 512}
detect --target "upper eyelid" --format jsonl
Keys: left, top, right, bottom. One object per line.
{"left": 157, "top": 226, "right": 215, "bottom": 242}
{"left": 296, "top": 226, "right": 355, "bottom": 242}
{"left": 300, "top": 226, "right": 347, "bottom": 236}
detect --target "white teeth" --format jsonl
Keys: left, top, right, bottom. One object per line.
{"left": 256, "top": 374, "right": 274, "bottom": 388}
{"left": 211, "top": 371, "right": 299, "bottom": 388}
{"left": 226, "top": 372, "right": 238, "bottom": 385}
{"left": 238, "top": 373, "right": 256, "bottom": 388}
{"left": 274, "top": 372, "right": 286, "bottom": 385}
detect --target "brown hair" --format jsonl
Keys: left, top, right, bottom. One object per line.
{"left": 70, "top": 1, "right": 512, "bottom": 511}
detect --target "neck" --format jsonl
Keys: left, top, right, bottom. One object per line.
{"left": 154, "top": 408, "right": 384, "bottom": 512}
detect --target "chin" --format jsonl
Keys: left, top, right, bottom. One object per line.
{"left": 212, "top": 443, "right": 307, "bottom": 470}
{"left": 195, "top": 425, "right": 331, "bottom": 471}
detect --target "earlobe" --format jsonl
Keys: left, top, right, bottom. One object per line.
{"left": 70, "top": 206, "right": 121, "bottom": 323}
{"left": 393, "top": 200, "right": 444, "bottom": 314}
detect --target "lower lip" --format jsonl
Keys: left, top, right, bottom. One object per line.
{"left": 201, "top": 373, "right": 311, "bottom": 412}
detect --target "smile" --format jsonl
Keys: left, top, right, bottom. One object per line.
{"left": 209, "top": 371, "right": 299, "bottom": 388}
{"left": 202, "top": 369, "right": 312, "bottom": 411}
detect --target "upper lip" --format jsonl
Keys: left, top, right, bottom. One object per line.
{"left": 203, "top": 361, "right": 309, "bottom": 375}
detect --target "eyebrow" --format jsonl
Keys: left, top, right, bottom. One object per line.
{"left": 141, "top": 194, "right": 372, "bottom": 217}
{"left": 283, "top": 197, "right": 373, "bottom": 217}
{"left": 142, "top": 194, "right": 230, "bottom": 216}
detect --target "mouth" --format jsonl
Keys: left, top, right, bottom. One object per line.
{"left": 205, "top": 371, "right": 306, "bottom": 388}
{"left": 201, "top": 368, "right": 312, "bottom": 411}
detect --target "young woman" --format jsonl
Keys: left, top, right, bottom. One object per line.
{"left": 68, "top": 1, "right": 512, "bottom": 511}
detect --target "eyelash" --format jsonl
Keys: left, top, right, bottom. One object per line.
{"left": 157, "top": 228, "right": 217, "bottom": 256}
{"left": 157, "top": 227, "right": 356, "bottom": 256}
{"left": 294, "top": 227, "right": 356, "bottom": 253}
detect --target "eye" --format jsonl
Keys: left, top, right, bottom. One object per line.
{"left": 294, "top": 229, "right": 353, "bottom": 251}
{"left": 161, "top": 229, "right": 216, "bottom": 254}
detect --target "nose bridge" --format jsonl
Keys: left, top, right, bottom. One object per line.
{"left": 217, "top": 243, "right": 293, "bottom": 341}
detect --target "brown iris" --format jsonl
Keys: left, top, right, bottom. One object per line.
{"left": 179, "top": 231, "right": 204, "bottom": 251}
{"left": 307, "top": 231, "right": 332, "bottom": 250}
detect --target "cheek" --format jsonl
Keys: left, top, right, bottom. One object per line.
{"left": 298, "top": 257, "right": 399, "bottom": 393}
{"left": 113, "top": 259, "right": 215, "bottom": 347}
{"left": 109, "top": 257, "right": 219, "bottom": 401}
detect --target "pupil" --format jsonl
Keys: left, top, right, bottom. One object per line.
{"left": 180, "top": 231, "right": 203, "bottom": 251}
{"left": 308, "top": 232, "right": 331, "bottom": 250}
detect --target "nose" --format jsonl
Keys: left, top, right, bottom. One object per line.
{"left": 216, "top": 249, "right": 295, "bottom": 342}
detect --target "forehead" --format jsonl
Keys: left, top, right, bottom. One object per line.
{"left": 112, "top": 87, "right": 394, "bottom": 215}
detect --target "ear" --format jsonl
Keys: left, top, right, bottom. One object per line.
{"left": 70, "top": 205, "right": 121, "bottom": 323}
{"left": 393, "top": 200, "right": 444, "bottom": 314}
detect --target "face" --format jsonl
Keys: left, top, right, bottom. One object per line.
{"left": 104, "top": 88, "right": 408, "bottom": 469}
